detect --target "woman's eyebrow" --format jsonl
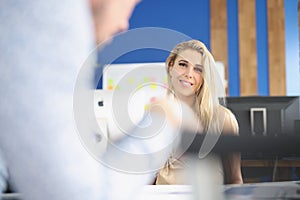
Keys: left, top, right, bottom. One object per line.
{"left": 178, "top": 59, "right": 203, "bottom": 68}
{"left": 195, "top": 64, "right": 204, "bottom": 68}
{"left": 178, "top": 59, "right": 188, "bottom": 63}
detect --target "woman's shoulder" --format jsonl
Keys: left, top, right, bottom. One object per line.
{"left": 218, "top": 105, "right": 235, "bottom": 116}
{"left": 218, "top": 105, "right": 239, "bottom": 135}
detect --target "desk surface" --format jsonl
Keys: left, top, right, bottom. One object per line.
{"left": 136, "top": 181, "right": 300, "bottom": 200}
{"left": 3, "top": 182, "right": 300, "bottom": 200}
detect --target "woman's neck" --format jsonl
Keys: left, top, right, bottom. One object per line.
{"left": 177, "top": 94, "right": 197, "bottom": 109}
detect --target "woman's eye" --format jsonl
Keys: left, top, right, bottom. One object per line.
{"left": 179, "top": 63, "right": 187, "bottom": 67}
{"left": 194, "top": 67, "right": 203, "bottom": 73}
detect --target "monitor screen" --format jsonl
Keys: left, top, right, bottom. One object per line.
{"left": 225, "top": 96, "right": 300, "bottom": 136}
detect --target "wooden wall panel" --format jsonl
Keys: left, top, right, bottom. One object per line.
{"left": 267, "top": 0, "right": 286, "bottom": 95}
{"left": 210, "top": 0, "right": 229, "bottom": 93}
{"left": 238, "top": 0, "right": 258, "bottom": 96}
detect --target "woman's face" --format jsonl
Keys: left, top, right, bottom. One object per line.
{"left": 169, "top": 49, "right": 204, "bottom": 99}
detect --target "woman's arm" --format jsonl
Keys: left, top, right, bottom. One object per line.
{"left": 221, "top": 107, "right": 243, "bottom": 184}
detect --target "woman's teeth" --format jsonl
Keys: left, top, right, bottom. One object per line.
{"left": 180, "top": 80, "right": 192, "bottom": 87}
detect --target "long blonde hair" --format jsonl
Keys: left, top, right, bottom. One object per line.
{"left": 166, "top": 40, "right": 226, "bottom": 134}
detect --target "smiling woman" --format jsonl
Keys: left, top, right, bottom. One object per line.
{"left": 168, "top": 48, "right": 204, "bottom": 107}
{"left": 154, "top": 40, "right": 243, "bottom": 185}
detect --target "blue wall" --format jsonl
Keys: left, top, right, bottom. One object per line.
{"left": 285, "top": 0, "right": 300, "bottom": 96}
{"left": 227, "top": 0, "right": 240, "bottom": 96}
{"left": 116, "top": 0, "right": 210, "bottom": 63}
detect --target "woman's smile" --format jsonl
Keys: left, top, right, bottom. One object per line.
{"left": 179, "top": 79, "right": 194, "bottom": 87}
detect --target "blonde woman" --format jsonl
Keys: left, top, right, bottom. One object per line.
{"left": 154, "top": 40, "right": 243, "bottom": 185}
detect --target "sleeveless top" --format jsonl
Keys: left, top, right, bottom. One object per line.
{"left": 155, "top": 106, "right": 238, "bottom": 185}
{"left": 155, "top": 153, "right": 224, "bottom": 185}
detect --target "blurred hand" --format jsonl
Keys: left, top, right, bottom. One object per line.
{"left": 149, "top": 98, "right": 204, "bottom": 133}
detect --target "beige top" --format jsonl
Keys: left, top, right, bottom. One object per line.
{"left": 155, "top": 154, "right": 224, "bottom": 185}
{"left": 155, "top": 105, "right": 239, "bottom": 185}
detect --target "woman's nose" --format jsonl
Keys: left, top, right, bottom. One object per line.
{"left": 184, "top": 67, "right": 193, "bottom": 78}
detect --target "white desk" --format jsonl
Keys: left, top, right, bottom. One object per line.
{"left": 135, "top": 181, "right": 300, "bottom": 200}
{"left": 2, "top": 182, "right": 300, "bottom": 200}
{"left": 136, "top": 185, "right": 193, "bottom": 200}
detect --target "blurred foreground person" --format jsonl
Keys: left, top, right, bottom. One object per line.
{"left": 0, "top": 0, "right": 176, "bottom": 199}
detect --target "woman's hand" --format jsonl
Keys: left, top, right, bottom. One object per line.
{"left": 148, "top": 98, "right": 203, "bottom": 133}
